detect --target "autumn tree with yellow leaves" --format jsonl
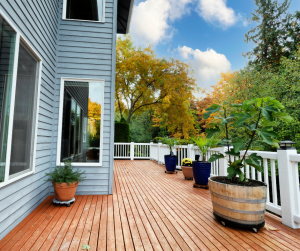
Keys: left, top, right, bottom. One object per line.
{"left": 116, "top": 36, "right": 197, "bottom": 138}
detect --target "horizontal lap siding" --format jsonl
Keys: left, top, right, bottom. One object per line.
{"left": 53, "top": 0, "right": 115, "bottom": 195}
{"left": 0, "top": 0, "right": 59, "bottom": 240}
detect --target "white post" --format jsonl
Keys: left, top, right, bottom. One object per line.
{"left": 150, "top": 140, "right": 153, "bottom": 160}
{"left": 277, "top": 148, "right": 300, "bottom": 229}
{"left": 158, "top": 141, "right": 162, "bottom": 164}
{"left": 187, "top": 144, "right": 193, "bottom": 159}
{"left": 218, "top": 147, "right": 228, "bottom": 176}
{"left": 130, "top": 141, "right": 134, "bottom": 160}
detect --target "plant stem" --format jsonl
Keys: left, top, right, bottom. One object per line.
{"left": 241, "top": 110, "right": 262, "bottom": 164}
{"left": 223, "top": 106, "right": 232, "bottom": 165}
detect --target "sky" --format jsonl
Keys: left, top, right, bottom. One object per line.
{"left": 126, "top": 0, "right": 300, "bottom": 89}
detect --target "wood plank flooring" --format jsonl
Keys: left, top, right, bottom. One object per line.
{"left": 1, "top": 160, "right": 300, "bottom": 250}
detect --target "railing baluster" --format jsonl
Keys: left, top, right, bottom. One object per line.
{"left": 271, "top": 159, "right": 278, "bottom": 206}
{"left": 251, "top": 166, "right": 256, "bottom": 180}
{"left": 263, "top": 158, "right": 269, "bottom": 203}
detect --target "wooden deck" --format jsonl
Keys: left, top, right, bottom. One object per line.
{"left": 1, "top": 160, "right": 300, "bottom": 251}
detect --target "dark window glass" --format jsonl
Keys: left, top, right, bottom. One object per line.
{"left": 0, "top": 16, "right": 16, "bottom": 182}
{"left": 61, "top": 81, "right": 102, "bottom": 163}
{"left": 66, "top": 0, "right": 100, "bottom": 21}
{"left": 9, "top": 42, "right": 39, "bottom": 176}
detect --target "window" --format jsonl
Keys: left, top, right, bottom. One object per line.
{"left": 62, "top": 0, "right": 105, "bottom": 22}
{"left": 58, "top": 79, "right": 104, "bottom": 166}
{"left": 0, "top": 12, "right": 41, "bottom": 186}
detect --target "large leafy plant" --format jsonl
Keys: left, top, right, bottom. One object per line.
{"left": 45, "top": 160, "right": 85, "bottom": 185}
{"left": 205, "top": 97, "right": 293, "bottom": 182}
{"left": 157, "top": 137, "right": 180, "bottom": 156}
{"left": 192, "top": 136, "right": 218, "bottom": 162}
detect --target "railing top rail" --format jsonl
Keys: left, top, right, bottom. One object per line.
{"left": 134, "top": 143, "right": 151, "bottom": 145}
{"left": 240, "top": 150, "right": 278, "bottom": 159}
{"left": 289, "top": 154, "right": 300, "bottom": 162}
{"left": 115, "top": 143, "right": 131, "bottom": 145}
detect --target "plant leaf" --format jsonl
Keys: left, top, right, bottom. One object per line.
{"left": 273, "top": 112, "right": 293, "bottom": 122}
{"left": 208, "top": 153, "right": 225, "bottom": 162}
{"left": 236, "top": 168, "right": 245, "bottom": 182}
{"left": 231, "top": 141, "right": 244, "bottom": 153}
{"left": 257, "top": 127, "right": 278, "bottom": 145}
{"left": 203, "top": 104, "right": 221, "bottom": 119}
{"left": 206, "top": 127, "right": 220, "bottom": 138}
{"left": 227, "top": 165, "right": 236, "bottom": 179}
{"left": 225, "top": 148, "right": 241, "bottom": 157}
{"left": 234, "top": 112, "right": 252, "bottom": 127}
{"left": 245, "top": 153, "right": 263, "bottom": 172}
{"left": 82, "top": 244, "right": 91, "bottom": 250}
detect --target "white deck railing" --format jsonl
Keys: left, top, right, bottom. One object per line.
{"left": 114, "top": 141, "right": 300, "bottom": 229}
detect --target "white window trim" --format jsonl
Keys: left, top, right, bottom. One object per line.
{"left": 0, "top": 9, "right": 42, "bottom": 189}
{"left": 57, "top": 77, "right": 105, "bottom": 167}
{"left": 62, "top": 0, "right": 105, "bottom": 23}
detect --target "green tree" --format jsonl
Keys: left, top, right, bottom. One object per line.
{"left": 244, "top": 0, "right": 300, "bottom": 70}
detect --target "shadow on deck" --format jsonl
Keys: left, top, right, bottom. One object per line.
{"left": 0, "top": 160, "right": 300, "bottom": 251}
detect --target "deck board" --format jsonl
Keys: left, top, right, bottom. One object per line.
{"left": 1, "top": 160, "right": 300, "bottom": 251}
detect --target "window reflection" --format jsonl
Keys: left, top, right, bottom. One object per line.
{"left": 61, "top": 81, "right": 102, "bottom": 163}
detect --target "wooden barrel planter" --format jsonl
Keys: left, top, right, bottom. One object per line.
{"left": 208, "top": 176, "right": 267, "bottom": 232}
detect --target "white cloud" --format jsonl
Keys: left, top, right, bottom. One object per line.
{"left": 178, "top": 46, "right": 231, "bottom": 87}
{"left": 129, "top": 0, "right": 194, "bottom": 46}
{"left": 196, "top": 0, "right": 239, "bottom": 29}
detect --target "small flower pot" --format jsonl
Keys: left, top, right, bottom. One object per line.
{"left": 192, "top": 161, "right": 211, "bottom": 185}
{"left": 53, "top": 182, "right": 79, "bottom": 201}
{"left": 164, "top": 155, "right": 177, "bottom": 172}
{"left": 181, "top": 166, "right": 193, "bottom": 180}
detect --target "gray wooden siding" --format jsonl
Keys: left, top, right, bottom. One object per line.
{"left": 0, "top": 0, "right": 59, "bottom": 240}
{"left": 51, "top": 0, "right": 116, "bottom": 196}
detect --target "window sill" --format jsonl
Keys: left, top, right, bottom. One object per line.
{"left": 58, "top": 163, "right": 103, "bottom": 167}
{"left": 0, "top": 170, "right": 34, "bottom": 189}
{"left": 62, "top": 18, "right": 105, "bottom": 24}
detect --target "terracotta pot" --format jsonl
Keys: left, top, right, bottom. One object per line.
{"left": 209, "top": 177, "right": 267, "bottom": 231}
{"left": 181, "top": 166, "right": 193, "bottom": 180}
{"left": 53, "top": 182, "right": 79, "bottom": 201}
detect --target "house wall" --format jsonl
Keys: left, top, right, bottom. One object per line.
{"left": 0, "top": 0, "right": 59, "bottom": 241}
{"left": 52, "top": 0, "right": 116, "bottom": 195}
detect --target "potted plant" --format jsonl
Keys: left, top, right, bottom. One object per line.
{"left": 160, "top": 137, "right": 179, "bottom": 173}
{"left": 204, "top": 97, "right": 293, "bottom": 232}
{"left": 45, "top": 160, "right": 85, "bottom": 203}
{"left": 181, "top": 158, "right": 193, "bottom": 180}
{"left": 192, "top": 136, "right": 218, "bottom": 187}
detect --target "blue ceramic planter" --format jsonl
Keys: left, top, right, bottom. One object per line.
{"left": 192, "top": 161, "right": 211, "bottom": 185}
{"left": 164, "top": 155, "right": 177, "bottom": 172}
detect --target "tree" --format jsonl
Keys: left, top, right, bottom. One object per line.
{"left": 244, "top": 0, "right": 300, "bottom": 70}
{"left": 115, "top": 36, "right": 197, "bottom": 126}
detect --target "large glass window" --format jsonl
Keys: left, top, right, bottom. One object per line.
{"left": 60, "top": 81, "right": 103, "bottom": 164}
{"left": 64, "top": 0, "right": 104, "bottom": 22}
{"left": 0, "top": 16, "right": 16, "bottom": 183}
{"left": 9, "top": 43, "right": 39, "bottom": 177}
{"left": 0, "top": 14, "right": 41, "bottom": 185}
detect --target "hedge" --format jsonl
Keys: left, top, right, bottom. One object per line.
{"left": 115, "top": 119, "right": 130, "bottom": 142}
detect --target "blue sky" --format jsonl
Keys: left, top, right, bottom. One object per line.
{"left": 128, "top": 0, "right": 300, "bottom": 89}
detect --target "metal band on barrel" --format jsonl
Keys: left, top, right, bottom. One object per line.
{"left": 210, "top": 191, "right": 267, "bottom": 204}
{"left": 212, "top": 202, "right": 266, "bottom": 214}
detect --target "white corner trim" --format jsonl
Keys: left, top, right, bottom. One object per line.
{"left": 57, "top": 77, "right": 105, "bottom": 167}
{"left": 126, "top": 0, "right": 135, "bottom": 34}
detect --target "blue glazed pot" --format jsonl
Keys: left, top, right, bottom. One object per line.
{"left": 164, "top": 155, "right": 177, "bottom": 172}
{"left": 192, "top": 161, "right": 211, "bottom": 185}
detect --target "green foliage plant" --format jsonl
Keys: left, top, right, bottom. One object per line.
{"left": 157, "top": 136, "right": 180, "bottom": 156}
{"left": 204, "top": 97, "right": 293, "bottom": 182}
{"left": 45, "top": 160, "right": 85, "bottom": 185}
{"left": 115, "top": 118, "right": 130, "bottom": 142}
{"left": 192, "top": 136, "right": 218, "bottom": 162}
